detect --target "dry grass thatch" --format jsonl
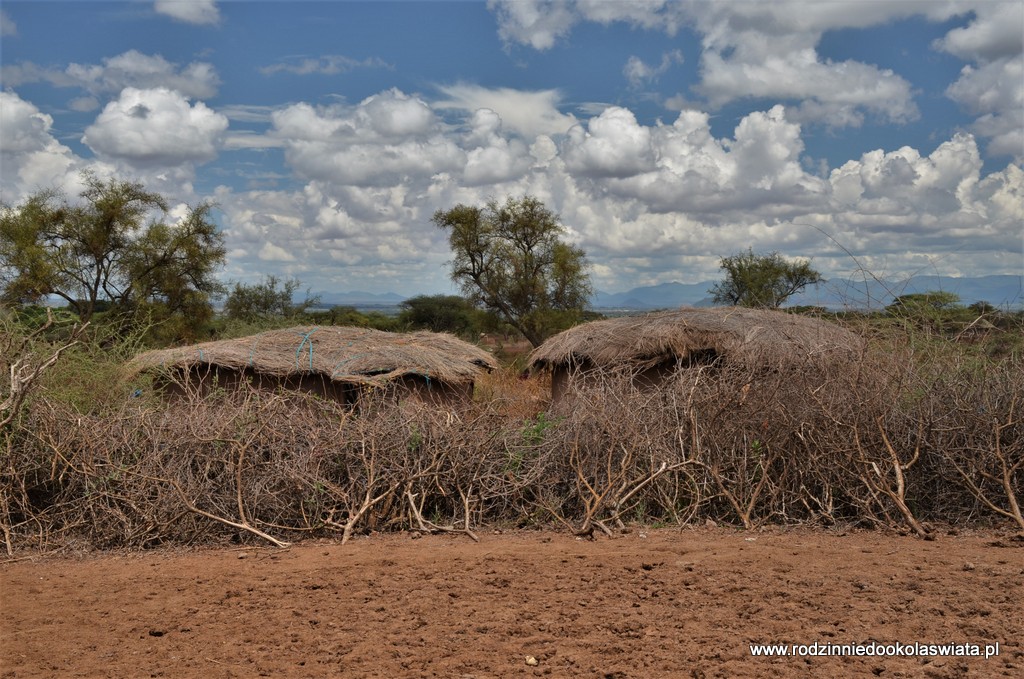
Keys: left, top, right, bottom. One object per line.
{"left": 129, "top": 326, "right": 498, "bottom": 387}
{"left": 527, "top": 307, "right": 864, "bottom": 372}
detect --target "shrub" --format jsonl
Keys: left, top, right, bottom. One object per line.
{"left": 1, "top": 321, "right": 1020, "bottom": 553}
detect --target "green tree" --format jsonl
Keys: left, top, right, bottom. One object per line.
{"left": 968, "top": 300, "right": 997, "bottom": 315}
{"left": 398, "top": 294, "right": 487, "bottom": 335}
{"left": 307, "top": 305, "right": 370, "bottom": 327}
{"left": 433, "top": 195, "right": 591, "bottom": 347}
{"left": 886, "top": 291, "right": 966, "bottom": 335}
{"left": 886, "top": 291, "right": 962, "bottom": 316}
{"left": 223, "top": 275, "right": 321, "bottom": 322}
{"left": 709, "top": 248, "right": 822, "bottom": 308}
{"left": 0, "top": 174, "right": 225, "bottom": 337}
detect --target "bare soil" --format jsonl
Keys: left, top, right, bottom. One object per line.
{"left": 2, "top": 527, "right": 1022, "bottom": 678}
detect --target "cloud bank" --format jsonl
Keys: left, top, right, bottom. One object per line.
{"left": 1, "top": 1, "right": 1020, "bottom": 297}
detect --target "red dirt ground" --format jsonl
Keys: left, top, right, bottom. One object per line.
{"left": 2, "top": 527, "right": 1021, "bottom": 678}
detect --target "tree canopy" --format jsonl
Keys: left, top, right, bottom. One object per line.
{"left": 709, "top": 248, "right": 822, "bottom": 309}
{"left": 224, "top": 276, "right": 321, "bottom": 322}
{"left": 398, "top": 294, "right": 486, "bottom": 336}
{"left": 433, "top": 195, "right": 592, "bottom": 347}
{"left": 884, "top": 290, "right": 968, "bottom": 334}
{"left": 1, "top": 175, "right": 225, "bottom": 340}
{"left": 886, "top": 291, "right": 962, "bottom": 316}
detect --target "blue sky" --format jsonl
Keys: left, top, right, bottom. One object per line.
{"left": 1, "top": 1, "right": 1022, "bottom": 297}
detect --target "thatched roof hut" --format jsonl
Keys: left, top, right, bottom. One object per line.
{"left": 527, "top": 307, "right": 864, "bottom": 402}
{"left": 130, "top": 326, "right": 498, "bottom": 405}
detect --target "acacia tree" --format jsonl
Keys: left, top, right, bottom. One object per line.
{"left": 398, "top": 294, "right": 485, "bottom": 335}
{"left": 0, "top": 174, "right": 225, "bottom": 337}
{"left": 433, "top": 195, "right": 591, "bottom": 347}
{"left": 224, "top": 276, "right": 321, "bottom": 322}
{"left": 886, "top": 291, "right": 962, "bottom": 316}
{"left": 885, "top": 291, "right": 966, "bottom": 334}
{"left": 710, "top": 248, "right": 822, "bottom": 308}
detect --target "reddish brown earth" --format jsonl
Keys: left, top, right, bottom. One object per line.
{"left": 2, "top": 527, "right": 1022, "bottom": 678}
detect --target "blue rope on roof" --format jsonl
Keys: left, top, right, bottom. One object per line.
{"left": 295, "top": 328, "right": 317, "bottom": 371}
{"left": 331, "top": 352, "right": 366, "bottom": 377}
{"left": 248, "top": 337, "right": 261, "bottom": 367}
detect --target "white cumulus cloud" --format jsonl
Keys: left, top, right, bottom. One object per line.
{"left": 935, "top": 4, "right": 1024, "bottom": 162}
{"left": 154, "top": 0, "right": 220, "bottom": 26}
{"left": 270, "top": 90, "right": 466, "bottom": 188}
{"left": 825, "top": 134, "right": 1023, "bottom": 261}
{"left": 1, "top": 50, "right": 220, "bottom": 101}
{"left": 559, "top": 105, "right": 826, "bottom": 220}
{"left": 698, "top": 50, "right": 918, "bottom": 125}
{"left": 1, "top": 9, "right": 16, "bottom": 36}
{"left": 461, "top": 109, "right": 533, "bottom": 186}
{"left": 488, "top": 1, "right": 972, "bottom": 127}
{"left": 934, "top": 2, "right": 1023, "bottom": 62}
{"left": 258, "top": 242, "right": 296, "bottom": 262}
{"left": 214, "top": 102, "right": 1022, "bottom": 295}
{"left": 623, "top": 50, "right": 684, "bottom": 88}
{"left": 0, "top": 92, "right": 87, "bottom": 201}
{"left": 215, "top": 84, "right": 1024, "bottom": 295}
{"left": 490, "top": 0, "right": 687, "bottom": 49}
{"left": 83, "top": 87, "right": 228, "bottom": 167}
{"left": 67, "top": 50, "right": 221, "bottom": 99}
{"left": 563, "top": 107, "right": 656, "bottom": 178}
{"left": 946, "top": 56, "right": 1023, "bottom": 161}
{"left": 488, "top": 0, "right": 579, "bottom": 50}
{"left": 360, "top": 90, "right": 437, "bottom": 138}
{"left": 435, "top": 84, "right": 578, "bottom": 139}
{"left": 0, "top": 92, "right": 56, "bottom": 155}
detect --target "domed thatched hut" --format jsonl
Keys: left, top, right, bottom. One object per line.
{"left": 527, "top": 307, "right": 864, "bottom": 403}
{"left": 130, "top": 326, "right": 498, "bottom": 406}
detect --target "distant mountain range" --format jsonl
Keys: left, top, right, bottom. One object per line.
{"left": 593, "top": 275, "right": 1024, "bottom": 310}
{"left": 787, "top": 275, "right": 1024, "bottom": 311}
{"left": 315, "top": 290, "right": 407, "bottom": 306}
{"left": 592, "top": 281, "right": 718, "bottom": 309}
{"left": 314, "top": 275, "right": 1023, "bottom": 311}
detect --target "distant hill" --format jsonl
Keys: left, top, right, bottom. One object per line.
{"left": 789, "top": 275, "right": 1024, "bottom": 310}
{"left": 306, "top": 275, "right": 1022, "bottom": 312}
{"left": 591, "top": 275, "right": 1023, "bottom": 311}
{"left": 593, "top": 281, "right": 716, "bottom": 309}
{"left": 315, "top": 290, "right": 407, "bottom": 306}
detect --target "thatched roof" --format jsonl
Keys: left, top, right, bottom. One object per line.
{"left": 130, "top": 326, "right": 498, "bottom": 386}
{"left": 527, "top": 307, "right": 864, "bottom": 372}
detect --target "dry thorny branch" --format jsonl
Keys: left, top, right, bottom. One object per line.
{"left": 949, "top": 394, "right": 1023, "bottom": 530}
{"left": 1, "top": 309, "right": 87, "bottom": 429}
{"left": 1, "top": 330, "right": 1021, "bottom": 553}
